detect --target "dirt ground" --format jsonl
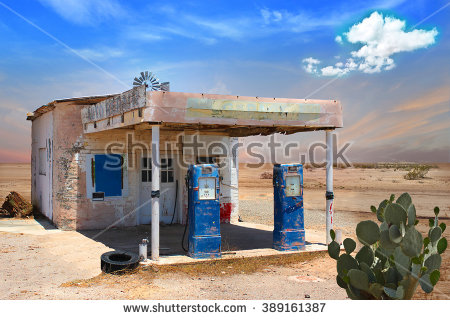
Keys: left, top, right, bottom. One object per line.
{"left": 0, "top": 163, "right": 31, "bottom": 202}
{"left": 0, "top": 162, "right": 449, "bottom": 299}
{"left": 239, "top": 163, "right": 450, "bottom": 219}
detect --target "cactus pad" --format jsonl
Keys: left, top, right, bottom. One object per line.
{"left": 348, "top": 269, "right": 369, "bottom": 291}
{"left": 337, "top": 254, "right": 359, "bottom": 278}
{"left": 401, "top": 227, "right": 423, "bottom": 257}
{"left": 380, "top": 230, "right": 397, "bottom": 250}
{"left": 336, "top": 275, "right": 347, "bottom": 288}
{"left": 328, "top": 240, "right": 341, "bottom": 260}
{"left": 396, "top": 193, "right": 412, "bottom": 210}
{"left": 355, "top": 245, "right": 374, "bottom": 267}
{"left": 388, "top": 224, "right": 402, "bottom": 243}
{"left": 437, "top": 238, "right": 447, "bottom": 254}
{"left": 424, "top": 254, "right": 442, "bottom": 272}
{"left": 419, "top": 273, "right": 434, "bottom": 293}
{"left": 376, "top": 199, "right": 388, "bottom": 222}
{"left": 384, "top": 203, "right": 407, "bottom": 227}
{"left": 430, "top": 270, "right": 440, "bottom": 286}
{"left": 393, "top": 247, "right": 411, "bottom": 277}
{"left": 343, "top": 238, "right": 356, "bottom": 254}
{"left": 429, "top": 227, "right": 442, "bottom": 243}
{"left": 356, "top": 220, "right": 380, "bottom": 245}
{"left": 359, "top": 262, "right": 376, "bottom": 283}
{"left": 407, "top": 204, "right": 416, "bottom": 227}
{"left": 331, "top": 193, "right": 446, "bottom": 299}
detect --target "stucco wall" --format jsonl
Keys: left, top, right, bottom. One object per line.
{"left": 52, "top": 103, "right": 141, "bottom": 230}
{"left": 31, "top": 110, "right": 53, "bottom": 219}
{"left": 32, "top": 102, "right": 238, "bottom": 230}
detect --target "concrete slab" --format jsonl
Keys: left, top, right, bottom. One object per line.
{"left": 144, "top": 222, "right": 327, "bottom": 265}
{"left": 0, "top": 217, "right": 61, "bottom": 235}
{"left": 79, "top": 221, "right": 327, "bottom": 266}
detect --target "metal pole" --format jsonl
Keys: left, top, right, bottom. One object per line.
{"left": 151, "top": 125, "right": 160, "bottom": 260}
{"left": 326, "top": 130, "right": 334, "bottom": 244}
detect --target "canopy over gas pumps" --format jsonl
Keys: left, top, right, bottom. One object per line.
{"left": 80, "top": 85, "right": 342, "bottom": 135}
{"left": 78, "top": 85, "right": 342, "bottom": 260}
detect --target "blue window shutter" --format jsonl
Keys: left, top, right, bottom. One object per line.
{"left": 94, "top": 154, "right": 123, "bottom": 196}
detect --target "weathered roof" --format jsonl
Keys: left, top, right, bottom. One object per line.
{"left": 26, "top": 94, "right": 117, "bottom": 121}
{"left": 81, "top": 86, "right": 343, "bottom": 136}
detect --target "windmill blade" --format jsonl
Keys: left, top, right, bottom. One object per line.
{"left": 133, "top": 71, "right": 165, "bottom": 90}
{"left": 160, "top": 82, "right": 170, "bottom": 91}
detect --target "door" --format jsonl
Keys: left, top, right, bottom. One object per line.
{"left": 159, "top": 158, "right": 177, "bottom": 223}
{"left": 139, "top": 157, "right": 177, "bottom": 224}
{"left": 139, "top": 157, "right": 152, "bottom": 224}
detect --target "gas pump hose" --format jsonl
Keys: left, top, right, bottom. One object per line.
{"left": 181, "top": 176, "right": 189, "bottom": 252}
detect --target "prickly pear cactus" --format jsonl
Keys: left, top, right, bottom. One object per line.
{"left": 328, "top": 193, "right": 447, "bottom": 299}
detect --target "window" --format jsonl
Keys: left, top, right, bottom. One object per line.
{"left": 161, "top": 158, "right": 174, "bottom": 183}
{"left": 39, "top": 148, "right": 47, "bottom": 175}
{"left": 93, "top": 154, "right": 124, "bottom": 197}
{"left": 141, "top": 157, "right": 174, "bottom": 183}
{"left": 141, "top": 157, "right": 152, "bottom": 182}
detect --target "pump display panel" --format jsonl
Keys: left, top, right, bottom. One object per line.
{"left": 198, "top": 177, "right": 216, "bottom": 200}
{"left": 285, "top": 175, "right": 301, "bottom": 197}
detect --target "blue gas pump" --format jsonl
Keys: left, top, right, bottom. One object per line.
{"left": 187, "top": 164, "right": 221, "bottom": 258}
{"left": 273, "top": 164, "right": 305, "bottom": 251}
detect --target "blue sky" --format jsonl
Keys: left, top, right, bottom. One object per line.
{"left": 0, "top": 0, "right": 449, "bottom": 162}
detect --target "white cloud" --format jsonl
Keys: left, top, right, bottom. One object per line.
{"left": 303, "top": 11, "right": 438, "bottom": 76}
{"left": 335, "top": 35, "right": 343, "bottom": 44}
{"left": 302, "top": 57, "right": 320, "bottom": 74}
{"left": 320, "top": 59, "right": 358, "bottom": 76}
{"left": 39, "top": 0, "right": 125, "bottom": 25}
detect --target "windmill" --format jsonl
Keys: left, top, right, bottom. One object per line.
{"left": 133, "top": 71, "right": 170, "bottom": 91}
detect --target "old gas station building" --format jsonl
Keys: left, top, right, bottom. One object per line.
{"left": 27, "top": 84, "right": 342, "bottom": 261}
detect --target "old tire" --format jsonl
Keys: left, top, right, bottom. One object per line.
{"left": 101, "top": 251, "right": 139, "bottom": 274}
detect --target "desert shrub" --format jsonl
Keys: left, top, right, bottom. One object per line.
{"left": 353, "top": 163, "right": 378, "bottom": 169}
{"left": 404, "top": 165, "right": 431, "bottom": 180}
{"left": 352, "top": 163, "right": 437, "bottom": 171}
{"left": 328, "top": 193, "right": 447, "bottom": 299}
{"left": 260, "top": 172, "right": 273, "bottom": 179}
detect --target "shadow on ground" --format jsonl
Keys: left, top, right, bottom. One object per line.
{"left": 79, "top": 223, "right": 282, "bottom": 256}
{"left": 80, "top": 223, "right": 323, "bottom": 257}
